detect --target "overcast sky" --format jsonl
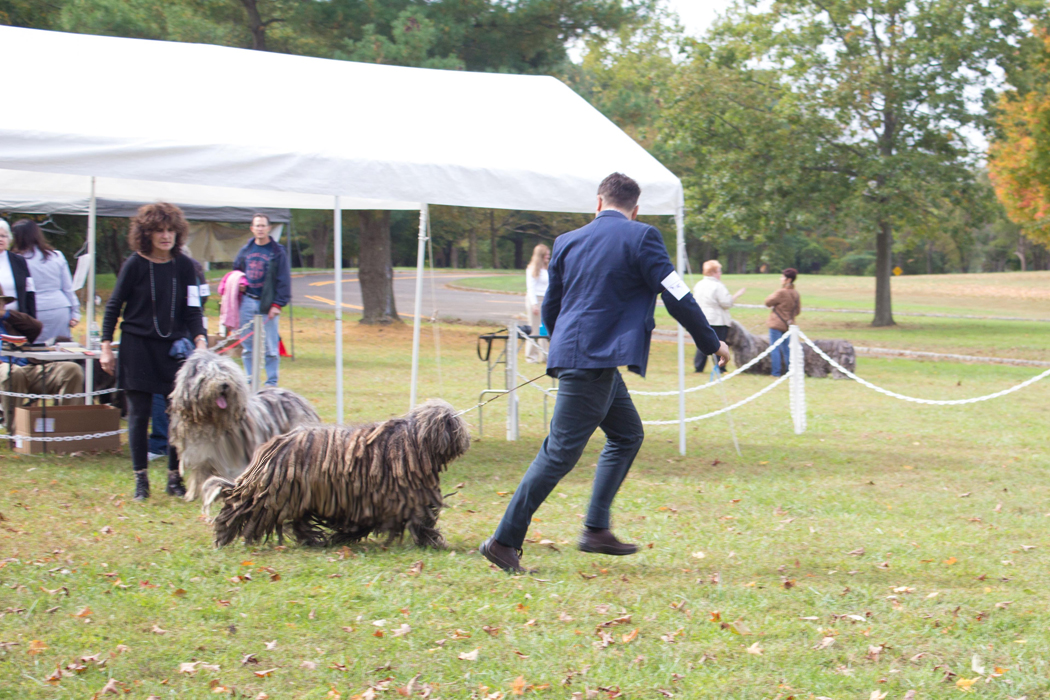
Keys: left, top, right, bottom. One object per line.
{"left": 663, "top": 0, "right": 734, "bottom": 38}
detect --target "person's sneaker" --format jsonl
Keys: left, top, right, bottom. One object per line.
{"left": 578, "top": 528, "right": 638, "bottom": 556}
{"left": 147, "top": 452, "right": 165, "bottom": 462}
{"left": 479, "top": 537, "right": 531, "bottom": 574}
{"left": 133, "top": 470, "right": 150, "bottom": 501}
{"left": 165, "top": 470, "right": 187, "bottom": 498}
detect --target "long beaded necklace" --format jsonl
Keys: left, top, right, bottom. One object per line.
{"left": 148, "top": 257, "right": 177, "bottom": 338}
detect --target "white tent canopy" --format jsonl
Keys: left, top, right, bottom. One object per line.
{"left": 0, "top": 26, "right": 693, "bottom": 452}
{"left": 0, "top": 169, "right": 419, "bottom": 216}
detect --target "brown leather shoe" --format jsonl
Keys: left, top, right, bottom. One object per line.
{"left": 479, "top": 537, "right": 529, "bottom": 574}
{"left": 578, "top": 528, "right": 638, "bottom": 556}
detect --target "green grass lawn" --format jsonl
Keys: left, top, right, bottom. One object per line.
{"left": 3, "top": 304, "right": 1050, "bottom": 698}
{"left": 452, "top": 270, "right": 1050, "bottom": 318}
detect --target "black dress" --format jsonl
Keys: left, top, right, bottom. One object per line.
{"left": 102, "top": 253, "right": 205, "bottom": 396}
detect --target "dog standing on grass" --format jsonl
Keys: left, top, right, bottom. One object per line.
{"left": 169, "top": 350, "right": 320, "bottom": 502}
{"left": 203, "top": 399, "right": 470, "bottom": 549}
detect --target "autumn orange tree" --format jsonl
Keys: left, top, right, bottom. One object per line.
{"left": 989, "top": 29, "right": 1050, "bottom": 246}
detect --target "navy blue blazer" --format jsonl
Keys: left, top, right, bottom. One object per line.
{"left": 543, "top": 210, "right": 722, "bottom": 378}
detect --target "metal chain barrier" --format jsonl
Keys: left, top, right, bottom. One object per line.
{"left": 0, "top": 429, "right": 127, "bottom": 443}
{"left": 797, "top": 329, "right": 1050, "bottom": 405}
{"left": 629, "top": 330, "right": 790, "bottom": 396}
{"left": 0, "top": 387, "right": 119, "bottom": 399}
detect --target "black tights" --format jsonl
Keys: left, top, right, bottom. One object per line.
{"left": 126, "top": 390, "right": 178, "bottom": 473}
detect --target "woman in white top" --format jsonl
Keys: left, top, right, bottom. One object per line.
{"left": 11, "top": 219, "right": 79, "bottom": 342}
{"left": 692, "top": 259, "right": 746, "bottom": 372}
{"left": 524, "top": 243, "right": 550, "bottom": 363}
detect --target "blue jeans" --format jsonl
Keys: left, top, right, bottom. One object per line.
{"left": 148, "top": 393, "right": 168, "bottom": 455}
{"left": 239, "top": 296, "right": 280, "bottom": 386}
{"left": 493, "top": 367, "right": 644, "bottom": 549}
{"left": 769, "top": 328, "right": 790, "bottom": 377}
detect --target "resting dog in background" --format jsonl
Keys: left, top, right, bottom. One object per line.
{"left": 725, "top": 320, "right": 856, "bottom": 378}
{"left": 204, "top": 399, "right": 470, "bottom": 549}
{"left": 169, "top": 350, "right": 320, "bottom": 502}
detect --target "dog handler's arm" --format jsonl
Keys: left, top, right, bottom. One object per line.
{"left": 541, "top": 243, "right": 564, "bottom": 337}
{"left": 100, "top": 256, "right": 135, "bottom": 375}
{"left": 182, "top": 259, "right": 207, "bottom": 352}
{"left": 636, "top": 227, "right": 728, "bottom": 366}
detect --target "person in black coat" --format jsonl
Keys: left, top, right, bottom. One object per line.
{"left": 100, "top": 203, "right": 207, "bottom": 501}
{"left": 0, "top": 219, "right": 36, "bottom": 317}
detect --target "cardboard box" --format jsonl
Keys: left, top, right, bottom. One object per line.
{"left": 12, "top": 404, "right": 121, "bottom": 455}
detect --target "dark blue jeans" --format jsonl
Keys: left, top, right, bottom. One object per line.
{"left": 149, "top": 393, "right": 169, "bottom": 455}
{"left": 493, "top": 367, "right": 644, "bottom": 550}
{"left": 769, "top": 328, "right": 790, "bottom": 377}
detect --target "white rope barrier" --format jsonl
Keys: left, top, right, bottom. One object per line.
{"left": 629, "top": 330, "right": 790, "bottom": 396}
{"left": 797, "top": 330, "right": 1050, "bottom": 405}
{"left": 641, "top": 374, "right": 788, "bottom": 425}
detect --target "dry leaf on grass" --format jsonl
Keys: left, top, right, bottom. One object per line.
{"left": 621, "top": 629, "right": 639, "bottom": 643}
{"left": 814, "top": 637, "right": 836, "bottom": 650}
{"left": 254, "top": 668, "right": 278, "bottom": 678}
{"left": 264, "top": 640, "right": 278, "bottom": 650}
{"left": 746, "top": 642, "right": 763, "bottom": 655}
{"left": 300, "top": 661, "right": 317, "bottom": 670}
{"left": 392, "top": 624, "right": 411, "bottom": 637}
{"left": 100, "top": 678, "right": 121, "bottom": 695}
{"left": 151, "top": 624, "right": 167, "bottom": 635}
{"left": 458, "top": 649, "right": 479, "bottom": 661}
{"left": 510, "top": 676, "right": 526, "bottom": 696}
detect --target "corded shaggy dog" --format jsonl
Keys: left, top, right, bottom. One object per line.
{"left": 169, "top": 350, "right": 320, "bottom": 502}
{"left": 202, "top": 399, "right": 470, "bottom": 549}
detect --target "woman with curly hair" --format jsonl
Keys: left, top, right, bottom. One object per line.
{"left": 100, "top": 203, "right": 207, "bottom": 501}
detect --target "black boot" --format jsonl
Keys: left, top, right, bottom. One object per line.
{"left": 133, "top": 470, "right": 150, "bottom": 501}
{"left": 165, "top": 470, "right": 186, "bottom": 498}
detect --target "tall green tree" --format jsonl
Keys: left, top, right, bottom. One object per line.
{"left": 698, "top": 0, "right": 1046, "bottom": 325}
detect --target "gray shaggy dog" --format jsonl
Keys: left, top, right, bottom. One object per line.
{"left": 725, "top": 320, "right": 856, "bottom": 378}
{"left": 202, "top": 399, "right": 470, "bottom": 549}
{"left": 169, "top": 350, "right": 320, "bottom": 502}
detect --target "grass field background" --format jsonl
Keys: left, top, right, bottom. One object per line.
{"left": 2, "top": 274, "right": 1050, "bottom": 698}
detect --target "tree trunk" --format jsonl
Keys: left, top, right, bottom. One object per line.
{"left": 468, "top": 226, "right": 478, "bottom": 268}
{"left": 449, "top": 242, "right": 458, "bottom": 269}
{"left": 489, "top": 210, "right": 499, "bottom": 269}
{"left": 238, "top": 0, "right": 268, "bottom": 50}
{"left": 513, "top": 236, "right": 524, "bottom": 269}
{"left": 358, "top": 210, "right": 401, "bottom": 324}
{"left": 872, "top": 219, "right": 895, "bottom": 326}
{"left": 925, "top": 241, "right": 933, "bottom": 275}
{"left": 305, "top": 222, "right": 331, "bottom": 269}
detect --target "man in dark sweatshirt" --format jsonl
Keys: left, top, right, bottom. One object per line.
{"left": 480, "top": 173, "right": 729, "bottom": 573}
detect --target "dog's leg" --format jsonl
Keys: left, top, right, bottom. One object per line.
{"left": 408, "top": 521, "right": 448, "bottom": 549}
{"left": 291, "top": 519, "right": 328, "bottom": 547}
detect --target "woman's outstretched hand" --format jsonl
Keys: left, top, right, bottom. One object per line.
{"left": 99, "top": 343, "right": 116, "bottom": 375}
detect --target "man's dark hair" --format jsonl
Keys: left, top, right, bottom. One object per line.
{"left": 597, "top": 172, "right": 641, "bottom": 211}
{"left": 782, "top": 267, "right": 798, "bottom": 281}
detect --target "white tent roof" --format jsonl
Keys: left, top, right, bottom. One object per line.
{"left": 0, "top": 169, "right": 418, "bottom": 215}
{"left": 0, "top": 26, "right": 683, "bottom": 215}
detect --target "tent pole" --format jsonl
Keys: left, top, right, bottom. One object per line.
{"left": 675, "top": 204, "right": 687, "bottom": 456}
{"left": 334, "top": 197, "right": 343, "bottom": 424}
{"left": 84, "top": 176, "right": 97, "bottom": 404}
{"left": 409, "top": 204, "right": 428, "bottom": 410}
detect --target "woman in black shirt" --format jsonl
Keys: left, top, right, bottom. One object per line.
{"left": 100, "top": 203, "right": 207, "bottom": 501}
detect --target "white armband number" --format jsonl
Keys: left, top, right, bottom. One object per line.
{"left": 187, "top": 286, "right": 201, "bottom": 307}
{"left": 660, "top": 271, "right": 690, "bottom": 301}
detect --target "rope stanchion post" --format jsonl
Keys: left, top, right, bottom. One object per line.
{"left": 251, "top": 314, "right": 263, "bottom": 394}
{"left": 788, "top": 325, "right": 806, "bottom": 434}
{"left": 506, "top": 325, "right": 519, "bottom": 441}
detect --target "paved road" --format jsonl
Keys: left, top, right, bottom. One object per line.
{"left": 292, "top": 270, "right": 525, "bottom": 325}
